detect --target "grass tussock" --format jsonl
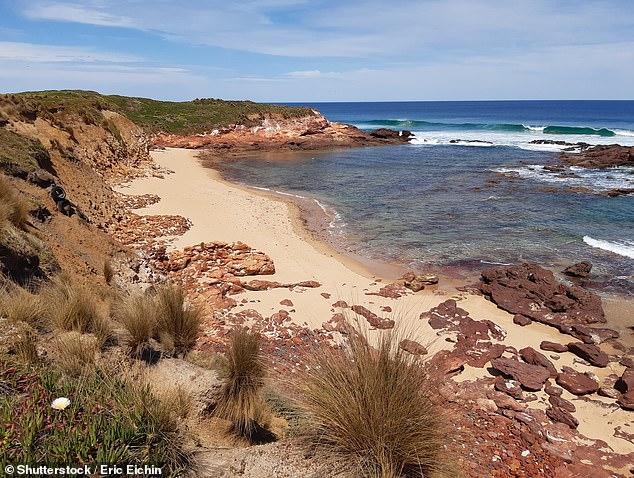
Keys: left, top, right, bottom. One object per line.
{"left": 300, "top": 329, "right": 452, "bottom": 478}
{"left": 114, "top": 292, "right": 158, "bottom": 356}
{"left": 155, "top": 285, "right": 201, "bottom": 356}
{"left": 215, "top": 328, "right": 273, "bottom": 443}
{"left": 0, "top": 284, "right": 46, "bottom": 329}
{"left": 0, "top": 174, "right": 30, "bottom": 230}
{"left": 53, "top": 331, "right": 98, "bottom": 377}
{"left": 43, "top": 274, "right": 111, "bottom": 345}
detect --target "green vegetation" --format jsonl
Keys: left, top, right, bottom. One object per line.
{"left": 300, "top": 329, "right": 452, "bottom": 478}
{"left": 0, "top": 129, "right": 49, "bottom": 176}
{"left": 11, "top": 90, "right": 313, "bottom": 135}
{"left": 0, "top": 364, "right": 191, "bottom": 475}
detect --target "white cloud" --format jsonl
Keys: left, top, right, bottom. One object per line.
{"left": 286, "top": 70, "right": 322, "bottom": 78}
{"left": 24, "top": 2, "right": 135, "bottom": 28}
{"left": 0, "top": 41, "right": 139, "bottom": 62}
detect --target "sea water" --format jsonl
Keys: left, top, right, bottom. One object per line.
{"left": 218, "top": 101, "right": 634, "bottom": 295}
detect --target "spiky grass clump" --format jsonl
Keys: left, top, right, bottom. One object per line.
{"left": 0, "top": 174, "right": 30, "bottom": 230}
{"left": 53, "top": 331, "right": 98, "bottom": 377}
{"left": 155, "top": 285, "right": 201, "bottom": 356}
{"left": 43, "top": 274, "right": 111, "bottom": 346}
{"left": 0, "top": 284, "right": 46, "bottom": 329}
{"left": 215, "top": 328, "right": 270, "bottom": 442}
{"left": 301, "top": 330, "right": 451, "bottom": 478}
{"left": 114, "top": 292, "right": 158, "bottom": 356}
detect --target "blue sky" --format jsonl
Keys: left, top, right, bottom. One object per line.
{"left": 0, "top": 0, "right": 633, "bottom": 102}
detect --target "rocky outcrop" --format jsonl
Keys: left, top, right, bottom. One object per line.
{"left": 562, "top": 261, "right": 592, "bottom": 279}
{"left": 350, "top": 305, "right": 395, "bottom": 329}
{"left": 480, "top": 263, "right": 608, "bottom": 341}
{"left": 153, "top": 111, "right": 411, "bottom": 152}
{"left": 559, "top": 145, "right": 634, "bottom": 169}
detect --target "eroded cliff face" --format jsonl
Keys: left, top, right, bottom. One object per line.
{"left": 153, "top": 109, "right": 410, "bottom": 151}
{"left": 0, "top": 96, "right": 153, "bottom": 226}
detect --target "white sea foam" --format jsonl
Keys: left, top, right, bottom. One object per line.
{"left": 408, "top": 128, "right": 634, "bottom": 151}
{"left": 583, "top": 236, "right": 634, "bottom": 259}
{"left": 494, "top": 165, "right": 634, "bottom": 192}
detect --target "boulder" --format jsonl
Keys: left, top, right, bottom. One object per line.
{"left": 520, "top": 347, "right": 557, "bottom": 377}
{"left": 617, "top": 391, "right": 634, "bottom": 410}
{"left": 615, "top": 368, "right": 634, "bottom": 394}
{"left": 556, "top": 370, "right": 599, "bottom": 395}
{"left": 540, "top": 341, "right": 569, "bottom": 353}
{"left": 566, "top": 342, "right": 609, "bottom": 368}
{"left": 490, "top": 357, "right": 551, "bottom": 391}
{"left": 562, "top": 261, "right": 592, "bottom": 279}
{"left": 513, "top": 314, "right": 532, "bottom": 326}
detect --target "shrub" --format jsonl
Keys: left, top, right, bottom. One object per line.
{"left": 154, "top": 285, "right": 201, "bottom": 356}
{"left": 215, "top": 328, "right": 272, "bottom": 443}
{"left": 300, "top": 329, "right": 451, "bottom": 478}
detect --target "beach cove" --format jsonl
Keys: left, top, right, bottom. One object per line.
{"left": 115, "top": 147, "right": 634, "bottom": 474}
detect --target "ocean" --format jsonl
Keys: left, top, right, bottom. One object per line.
{"left": 217, "top": 101, "right": 634, "bottom": 296}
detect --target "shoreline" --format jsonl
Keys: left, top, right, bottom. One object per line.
{"left": 116, "top": 147, "right": 633, "bottom": 459}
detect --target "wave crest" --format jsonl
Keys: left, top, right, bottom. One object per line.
{"left": 583, "top": 236, "right": 634, "bottom": 259}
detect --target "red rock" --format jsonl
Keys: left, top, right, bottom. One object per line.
{"left": 398, "top": 339, "right": 428, "bottom": 356}
{"left": 320, "top": 292, "right": 331, "bottom": 299}
{"left": 293, "top": 280, "right": 321, "bottom": 288}
{"left": 487, "top": 390, "right": 527, "bottom": 412}
{"left": 540, "top": 341, "right": 569, "bottom": 353}
{"left": 520, "top": 347, "right": 558, "bottom": 377}
{"left": 494, "top": 375, "right": 524, "bottom": 400}
{"left": 597, "top": 374, "right": 620, "bottom": 399}
{"left": 270, "top": 310, "right": 289, "bottom": 324}
{"left": 463, "top": 342, "right": 506, "bottom": 368}
{"left": 544, "top": 382, "right": 564, "bottom": 396}
{"left": 351, "top": 305, "right": 394, "bottom": 329}
{"left": 332, "top": 300, "right": 348, "bottom": 308}
{"left": 480, "top": 263, "right": 606, "bottom": 341}
{"left": 513, "top": 314, "right": 532, "bottom": 326}
{"left": 556, "top": 370, "right": 599, "bottom": 395}
{"left": 548, "top": 394, "right": 576, "bottom": 413}
{"left": 546, "top": 406, "right": 579, "bottom": 429}
{"left": 616, "top": 367, "right": 634, "bottom": 393}
{"left": 567, "top": 342, "right": 609, "bottom": 368}
{"left": 279, "top": 299, "right": 293, "bottom": 307}
{"left": 243, "top": 279, "right": 282, "bottom": 291}
{"left": 616, "top": 390, "right": 634, "bottom": 410}
{"left": 562, "top": 261, "right": 592, "bottom": 278}
{"left": 619, "top": 356, "right": 634, "bottom": 369}
{"left": 366, "top": 283, "right": 409, "bottom": 298}
{"left": 491, "top": 357, "right": 551, "bottom": 391}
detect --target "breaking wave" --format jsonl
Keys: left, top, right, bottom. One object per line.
{"left": 583, "top": 236, "right": 634, "bottom": 259}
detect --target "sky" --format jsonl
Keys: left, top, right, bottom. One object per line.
{"left": 0, "top": 0, "right": 633, "bottom": 102}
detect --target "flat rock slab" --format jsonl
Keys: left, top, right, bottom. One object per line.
{"left": 490, "top": 357, "right": 551, "bottom": 392}
{"left": 567, "top": 342, "right": 609, "bottom": 368}
{"left": 556, "top": 371, "right": 599, "bottom": 396}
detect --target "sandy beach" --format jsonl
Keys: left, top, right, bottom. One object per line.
{"left": 117, "top": 147, "right": 633, "bottom": 459}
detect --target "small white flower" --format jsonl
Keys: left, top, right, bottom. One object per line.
{"left": 51, "top": 397, "right": 71, "bottom": 410}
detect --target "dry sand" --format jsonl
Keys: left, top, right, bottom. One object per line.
{"left": 117, "top": 147, "right": 633, "bottom": 457}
